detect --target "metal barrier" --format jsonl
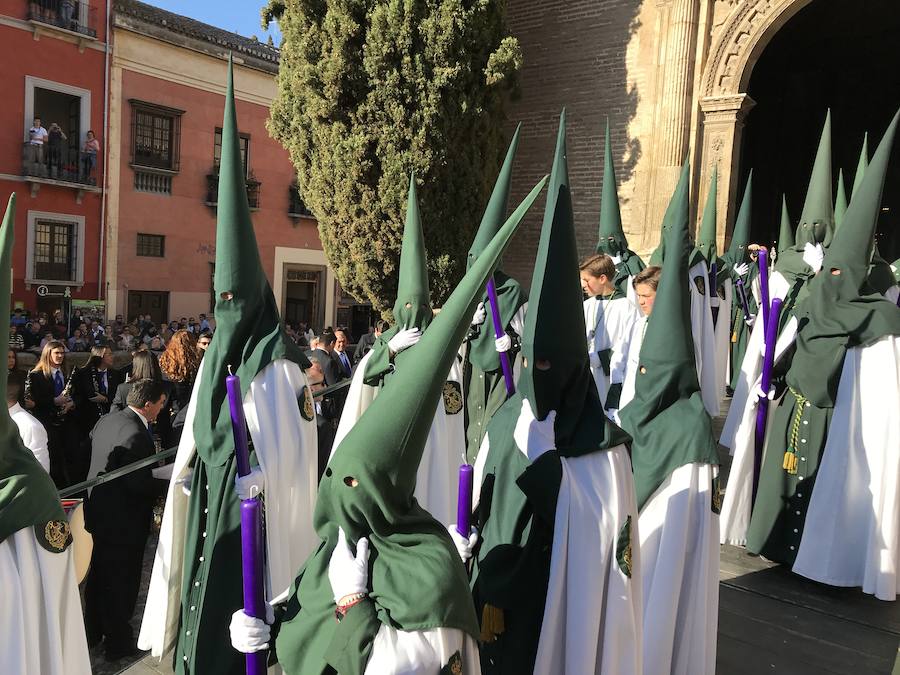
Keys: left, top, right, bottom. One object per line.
{"left": 58, "top": 377, "right": 352, "bottom": 498}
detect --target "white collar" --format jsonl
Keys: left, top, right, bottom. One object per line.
{"left": 8, "top": 402, "right": 23, "bottom": 415}
{"left": 128, "top": 406, "right": 151, "bottom": 429}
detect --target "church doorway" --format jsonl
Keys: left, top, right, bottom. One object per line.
{"left": 738, "top": 0, "right": 900, "bottom": 260}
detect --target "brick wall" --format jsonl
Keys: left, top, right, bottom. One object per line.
{"left": 502, "top": 0, "right": 644, "bottom": 287}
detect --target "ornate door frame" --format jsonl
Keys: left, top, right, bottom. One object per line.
{"left": 696, "top": 0, "right": 815, "bottom": 247}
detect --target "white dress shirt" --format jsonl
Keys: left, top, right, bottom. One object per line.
{"left": 9, "top": 402, "right": 50, "bottom": 472}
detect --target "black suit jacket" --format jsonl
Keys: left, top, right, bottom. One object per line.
{"left": 113, "top": 379, "right": 176, "bottom": 448}
{"left": 353, "top": 333, "right": 376, "bottom": 364}
{"left": 25, "top": 368, "right": 65, "bottom": 427}
{"left": 84, "top": 408, "right": 167, "bottom": 543}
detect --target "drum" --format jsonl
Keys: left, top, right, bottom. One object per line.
{"left": 61, "top": 499, "right": 93, "bottom": 583}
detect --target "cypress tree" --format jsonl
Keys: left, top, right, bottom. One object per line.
{"left": 263, "top": 0, "right": 522, "bottom": 312}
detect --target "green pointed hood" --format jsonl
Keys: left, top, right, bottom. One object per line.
{"left": 789, "top": 109, "right": 900, "bottom": 408}
{"left": 466, "top": 126, "right": 537, "bottom": 373}
{"left": 518, "top": 110, "right": 629, "bottom": 452}
{"left": 695, "top": 167, "right": 718, "bottom": 263}
{"left": 795, "top": 110, "right": 835, "bottom": 249}
{"left": 851, "top": 133, "right": 868, "bottom": 199}
{"left": 620, "top": 163, "right": 718, "bottom": 510}
{"left": 596, "top": 119, "right": 629, "bottom": 257}
{"left": 868, "top": 243, "right": 896, "bottom": 295}
{"left": 466, "top": 125, "right": 520, "bottom": 270}
{"left": 834, "top": 169, "right": 848, "bottom": 230}
{"left": 0, "top": 194, "right": 68, "bottom": 545}
{"left": 391, "top": 174, "right": 433, "bottom": 331}
{"left": 193, "top": 57, "right": 308, "bottom": 467}
{"left": 722, "top": 171, "right": 753, "bottom": 266}
{"left": 275, "top": 176, "right": 548, "bottom": 671}
{"left": 777, "top": 194, "right": 795, "bottom": 254}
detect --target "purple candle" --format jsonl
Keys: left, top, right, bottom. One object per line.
{"left": 758, "top": 249, "right": 770, "bottom": 336}
{"left": 226, "top": 369, "right": 266, "bottom": 674}
{"left": 241, "top": 498, "right": 267, "bottom": 675}
{"left": 456, "top": 463, "right": 474, "bottom": 537}
{"left": 226, "top": 369, "right": 251, "bottom": 478}
{"left": 752, "top": 298, "right": 783, "bottom": 506}
{"left": 486, "top": 278, "right": 515, "bottom": 396}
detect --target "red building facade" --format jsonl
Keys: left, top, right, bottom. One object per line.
{"left": 106, "top": 1, "right": 339, "bottom": 330}
{"left": 0, "top": 0, "right": 108, "bottom": 317}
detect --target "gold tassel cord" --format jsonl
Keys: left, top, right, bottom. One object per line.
{"left": 783, "top": 387, "right": 807, "bottom": 476}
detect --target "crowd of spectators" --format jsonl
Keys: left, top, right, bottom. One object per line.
{"left": 9, "top": 307, "right": 213, "bottom": 356}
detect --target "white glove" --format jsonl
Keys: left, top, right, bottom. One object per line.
{"left": 235, "top": 466, "right": 265, "bottom": 500}
{"left": 609, "top": 254, "right": 622, "bottom": 265}
{"left": 744, "top": 314, "right": 756, "bottom": 328}
{"left": 387, "top": 327, "right": 422, "bottom": 355}
{"left": 328, "top": 527, "right": 369, "bottom": 604}
{"left": 588, "top": 351, "right": 602, "bottom": 369}
{"left": 176, "top": 470, "right": 194, "bottom": 497}
{"left": 753, "top": 383, "right": 776, "bottom": 401}
{"left": 734, "top": 262, "right": 750, "bottom": 277}
{"left": 495, "top": 333, "right": 512, "bottom": 353}
{"left": 447, "top": 524, "right": 479, "bottom": 563}
{"left": 513, "top": 398, "right": 557, "bottom": 461}
{"left": 802, "top": 242, "right": 824, "bottom": 273}
{"left": 229, "top": 603, "right": 275, "bottom": 654}
{"left": 471, "top": 302, "right": 487, "bottom": 327}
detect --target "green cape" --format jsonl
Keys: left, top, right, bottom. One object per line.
{"left": 620, "top": 163, "right": 719, "bottom": 509}
{"left": 363, "top": 175, "right": 433, "bottom": 384}
{"left": 788, "top": 110, "right": 900, "bottom": 408}
{"left": 466, "top": 126, "right": 529, "bottom": 373}
{"left": 0, "top": 194, "right": 68, "bottom": 548}
{"left": 518, "top": 110, "right": 630, "bottom": 453}
{"left": 275, "top": 175, "right": 548, "bottom": 675}
{"left": 596, "top": 119, "right": 645, "bottom": 284}
{"left": 192, "top": 57, "right": 308, "bottom": 468}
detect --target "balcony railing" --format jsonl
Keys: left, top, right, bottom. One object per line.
{"left": 27, "top": 0, "right": 98, "bottom": 40}
{"left": 206, "top": 173, "right": 261, "bottom": 210}
{"left": 22, "top": 142, "right": 99, "bottom": 186}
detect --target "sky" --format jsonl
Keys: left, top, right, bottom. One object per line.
{"left": 144, "top": 1, "right": 281, "bottom": 44}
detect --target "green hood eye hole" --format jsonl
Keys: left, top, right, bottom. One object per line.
{"left": 343, "top": 476, "right": 359, "bottom": 488}
{"left": 220, "top": 291, "right": 234, "bottom": 301}
{"left": 535, "top": 359, "right": 551, "bottom": 371}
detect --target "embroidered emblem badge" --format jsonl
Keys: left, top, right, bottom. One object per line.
{"left": 44, "top": 520, "right": 71, "bottom": 551}
{"left": 616, "top": 515, "right": 633, "bottom": 578}
{"left": 299, "top": 385, "right": 315, "bottom": 421}
{"left": 443, "top": 381, "right": 462, "bottom": 415}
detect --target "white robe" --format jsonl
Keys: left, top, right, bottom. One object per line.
{"left": 0, "top": 528, "right": 90, "bottom": 675}
{"left": 719, "top": 318, "right": 798, "bottom": 546}
{"left": 138, "top": 358, "right": 319, "bottom": 659}
{"left": 639, "top": 463, "right": 719, "bottom": 675}
{"left": 531, "top": 446, "right": 643, "bottom": 675}
{"left": 884, "top": 285, "right": 899, "bottom": 305}
{"left": 331, "top": 350, "right": 464, "bottom": 526}
{"left": 365, "top": 626, "right": 480, "bottom": 674}
{"left": 611, "top": 315, "right": 647, "bottom": 424}
{"left": 689, "top": 261, "right": 720, "bottom": 417}
{"left": 583, "top": 295, "right": 641, "bottom": 406}
{"left": 713, "top": 278, "right": 733, "bottom": 393}
{"left": 792, "top": 336, "right": 900, "bottom": 601}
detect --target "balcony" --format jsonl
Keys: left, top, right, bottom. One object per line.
{"left": 27, "top": 0, "right": 98, "bottom": 41}
{"left": 22, "top": 142, "right": 101, "bottom": 203}
{"left": 205, "top": 172, "right": 261, "bottom": 210}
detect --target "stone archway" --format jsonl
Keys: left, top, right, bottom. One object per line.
{"left": 696, "top": 0, "right": 815, "bottom": 249}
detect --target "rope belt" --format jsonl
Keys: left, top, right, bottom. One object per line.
{"left": 782, "top": 385, "right": 807, "bottom": 475}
